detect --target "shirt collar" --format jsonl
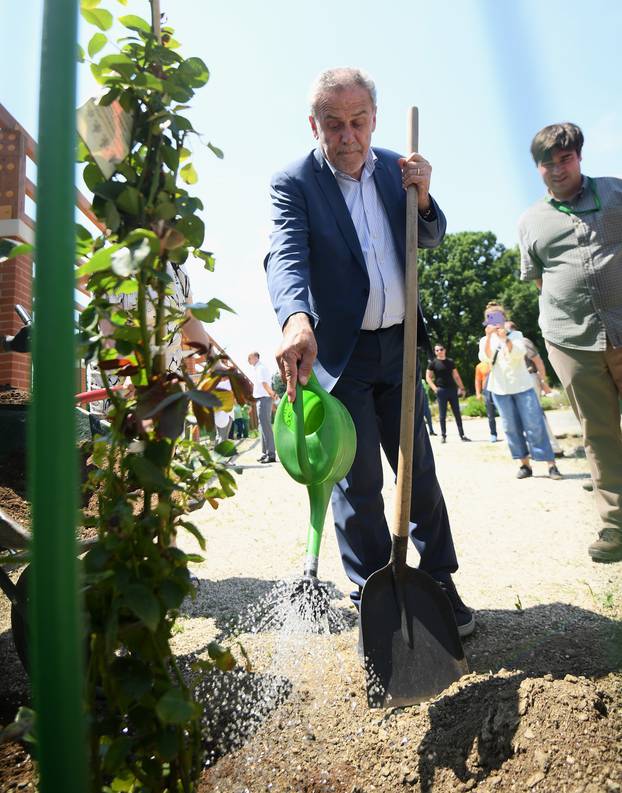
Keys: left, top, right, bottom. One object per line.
{"left": 545, "top": 174, "right": 588, "bottom": 206}
{"left": 322, "top": 147, "right": 377, "bottom": 181}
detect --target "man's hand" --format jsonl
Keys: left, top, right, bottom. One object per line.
{"left": 276, "top": 313, "right": 317, "bottom": 402}
{"left": 398, "top": 153, "right": 432, "bottom": 212}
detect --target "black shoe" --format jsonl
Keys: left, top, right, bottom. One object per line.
{"left": 261, "top": 456, "right": 276, "bottom": 464}
{"left": 516, "top": 464, "right": 532, "bottom": 479}
{"left": 441, "top": 436, "right": 447, "bottom": 444}
{"left": 257, "top": 454, "right": 267, "bottom": 462}
{"left": 548, "top": 464, "right": 563, "bottom": 480}
{"left": 435, "top": 577, "right": 475, "bottom": 638}
{"left": 429, "top": 430, "right": 437, "bottom": 436}
{"left": 460, "top": 435, "right": 471, "bottom": 442}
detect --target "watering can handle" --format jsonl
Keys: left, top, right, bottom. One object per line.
{"left": 293, "top": 380, "right": 314, "bottom": 482}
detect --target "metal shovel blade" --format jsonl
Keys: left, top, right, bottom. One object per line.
{"left": 360, "top": 563, "right": 468, "bottom": 708}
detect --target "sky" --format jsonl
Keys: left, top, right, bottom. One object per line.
{"left": 3, "top": 0, "right": 622, "bottom": 379}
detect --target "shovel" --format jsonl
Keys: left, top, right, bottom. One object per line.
{"left": 360, "top": 108, "right": 468, "bottom": 708}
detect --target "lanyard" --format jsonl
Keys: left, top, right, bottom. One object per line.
{"left": 551, "top": 177, "right": 601, "bottom": 215}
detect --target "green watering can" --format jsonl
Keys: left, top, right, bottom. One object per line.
{"left": 274, "top": 371, "right": 356, "bottom": 582}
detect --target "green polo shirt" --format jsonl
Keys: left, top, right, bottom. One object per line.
{"left": 518, "top": 175, "right": 622, "bottom": 351}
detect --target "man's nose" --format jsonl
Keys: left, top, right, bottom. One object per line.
{"left": 340, "top": 125, "right": 356, "bottom": 144}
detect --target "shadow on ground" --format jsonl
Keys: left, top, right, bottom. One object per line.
{"left": 182, "top": 576, "right": 357, "bottom": 639}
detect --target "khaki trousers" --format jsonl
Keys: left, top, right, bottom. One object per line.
{"left": 546, "top": 341, "right": 622, "bottom": 531}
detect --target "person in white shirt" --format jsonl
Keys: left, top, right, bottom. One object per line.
{"left": 479, "top": 302, "right": 562, "bottom": 480}
{"left": 248, "top": 352, "right": 277, "bottom": 463}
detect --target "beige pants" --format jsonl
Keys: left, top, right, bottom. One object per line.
{"left": 546, "top": 340, "right": 622, "bottom": 531}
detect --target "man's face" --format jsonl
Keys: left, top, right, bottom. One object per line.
{"left": 248, "top": 354, "right": 257, "bottom": 366}
{"left": 309, "top": 85, "right": 376, "bottom": 180}
{"left": 434, "top": 345, "right": 446, "bottom": 360}
{"left": 537, "top": 147, "right": 582, "bottom": 201}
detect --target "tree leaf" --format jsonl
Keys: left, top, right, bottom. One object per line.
{"left": 103, "top": 736, "right": 132, "bottom": 775}
{"left": 175, "top": 215, "right": 204, "bottom": 247}
{"left": 186, "top": 299, "right": 234, "bottom": 323}
{"left": 88, "top": 32, "right": 107, "bottom": 57}
{"left": 155, "top": 687, "right": 198, "bottom": 725}
{"left": 76, "top": 243, "right": 122, "bottom": 277}
{"left": 195, "top": 250, "right": 215, "bottom": 272}
{"left": 116, "top": 186, "right": 142, "bottom": 215}
{"left": 177, "top": 520, "right": 206, "bottom": 551}
{"left": 208, "top": 142, "right": 224, "bottom": 159}
{"left": 127, "top": 455, "right": 173, "bottom": 492}
{"left": 178, "top": 57, "right": 209, "bottom": 88}
{"left": 0, "top": 241, "right": 34, "bottom": 261}
{"left": 119, "top": 13, "right": 152, "bottom": 34}
{"left": 214, "top": 440, "right": 236, "bottom": 457}
{"left": 81, "top": 7, "right": 113, "bottom": 30}
{"left": 158, "top": 580, "right": 186, "bottom": 610}
{"left": 123, "top": 583, "right": 160, "bottom": 632}
{"left": 186, "top": 389, "right": 222, "bottom": 409}
{"left": 179, "top": 162, "right": 198, "bottom": 185}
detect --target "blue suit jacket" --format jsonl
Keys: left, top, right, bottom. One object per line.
{"left": 265, "top": 146, "right": 447, "bottom": 390}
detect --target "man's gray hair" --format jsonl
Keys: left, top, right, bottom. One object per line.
{"left": 530, "top": 122, "right": 584, "bottom": 165}
{"left": 309, "top": 67, "right": 376, "bottom": 118}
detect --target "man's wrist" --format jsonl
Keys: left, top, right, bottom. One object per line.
{"left": 284, "top": 312, "right": 313, "bottom": 331}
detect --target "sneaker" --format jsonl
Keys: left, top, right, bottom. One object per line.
{"left": 516, "top": 464, "right": 533, "bottom": 479}
{"left": 261, "top": 455, "right": 277, "bottom": 464}
{"left": 490, "top": 435, "right": 498, "bottom": 443}
{"left": 460, "top": 435, "right": 471, "bottom": 442}
{"left": 589, "top": 529, "right": 622, "bottom": 563}
{"left": 435, "top": 577, "right": 475, "bottom": 638}
{"left": 441, "top": 436, "right": 447, "bottom": 444}
{"left": 257, "top": 454, "right": 267, "bottom": 462}
{"left": 548, "top": 464, "right": 563, "bottom": 480}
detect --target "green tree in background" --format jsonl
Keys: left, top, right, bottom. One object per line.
{"left": 418, "top": 231, "right": 546, "bottom": 393}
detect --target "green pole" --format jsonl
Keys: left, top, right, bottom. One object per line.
{"left": 29, "top": 0, "right": 88, "bottom": 791}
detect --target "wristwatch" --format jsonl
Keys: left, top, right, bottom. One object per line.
{"left": 419, "top": 204, "right": 436, "bottom": 221}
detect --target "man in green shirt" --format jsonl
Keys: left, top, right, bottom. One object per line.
{"left": 518, "top": 122, "right": 622, "bottom": 563}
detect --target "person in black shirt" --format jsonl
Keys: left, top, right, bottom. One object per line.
{"left": 426, "top": 344, "right": 470, "bottom": 443}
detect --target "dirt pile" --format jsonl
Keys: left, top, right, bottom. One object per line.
{"left": 200, "top": 666, "right": 621, "bottom": 793}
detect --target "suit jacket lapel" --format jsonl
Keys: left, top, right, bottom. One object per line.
{"left": 372, "top": 155, "right": 405, "bottom": 267}
{"left": 312, "top": 148, "right": 366, "bottom": 272}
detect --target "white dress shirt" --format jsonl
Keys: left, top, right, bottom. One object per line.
{"left": 327, "top": 149, "right": 405, "bottom": 330}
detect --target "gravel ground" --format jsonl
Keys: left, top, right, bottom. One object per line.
{"left": 1, "top": 408, "right": 620, "bottom": 792}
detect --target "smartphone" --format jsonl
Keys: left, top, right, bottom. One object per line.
{"left": 485, "top": 310, "right": 506, "bottom": 326}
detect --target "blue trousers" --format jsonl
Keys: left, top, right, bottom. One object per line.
{"left": 491, "top": 389, "right": 554, "bottom": 461}
{"left": 330, "top": 325, "right": 458, "bottom": 603}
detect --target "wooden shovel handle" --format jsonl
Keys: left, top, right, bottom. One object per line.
{"left": 392, "top": 107, "right": 419, "bottom": 540}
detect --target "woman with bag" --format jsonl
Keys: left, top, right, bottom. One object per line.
{"left": 478, "top": 302, "right": 562, "bottom": 480}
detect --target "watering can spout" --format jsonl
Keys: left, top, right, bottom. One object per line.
{"left": 274, "top": 371, "right": 356, "bottom": 582}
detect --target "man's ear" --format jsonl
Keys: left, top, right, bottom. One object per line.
{"left": 309, "top": 115, "right": 319, "bottom": 140}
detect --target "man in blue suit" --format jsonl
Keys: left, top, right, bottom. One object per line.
{"left": 265, "top": 67, "right": 474, "bottom": 637}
